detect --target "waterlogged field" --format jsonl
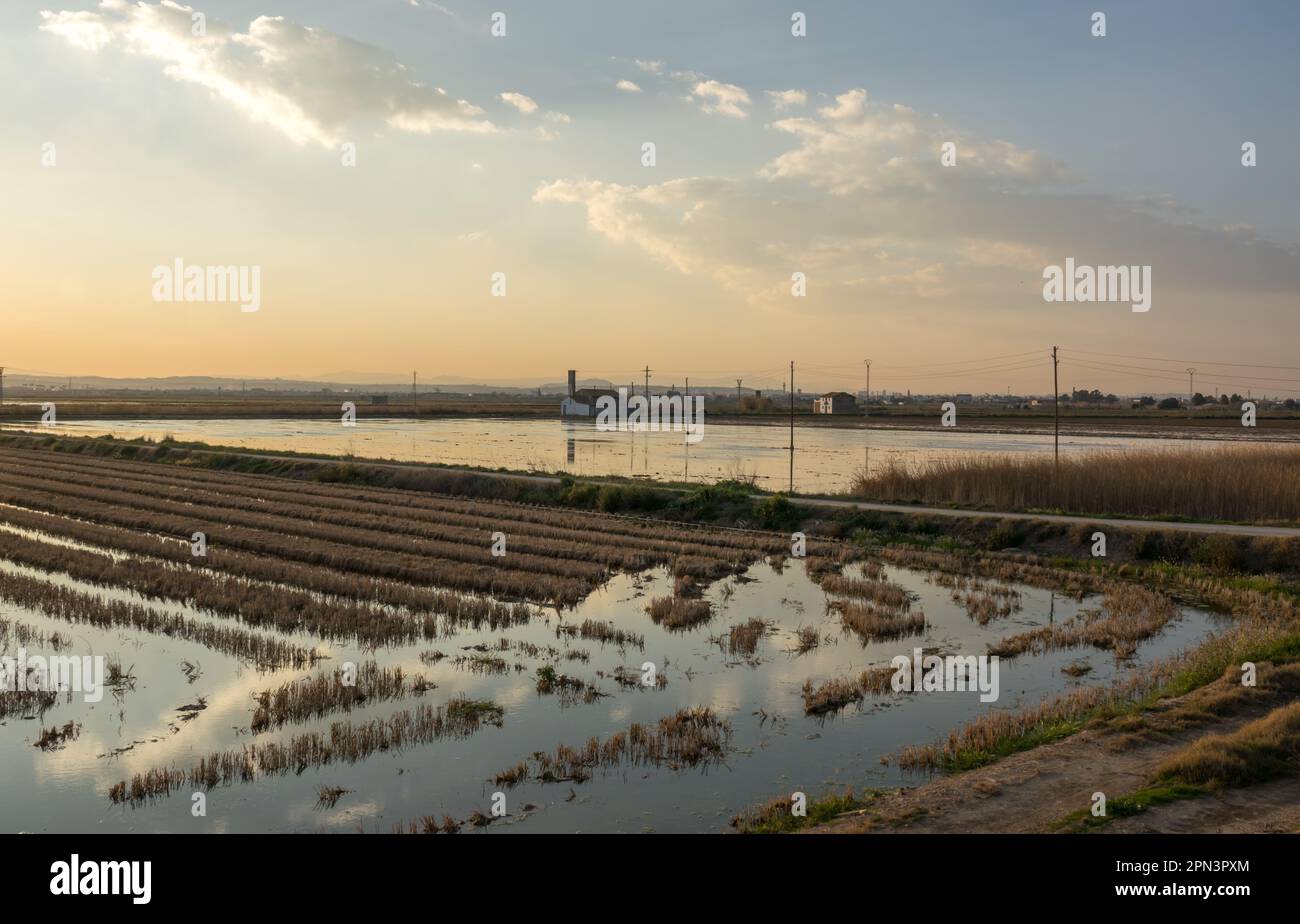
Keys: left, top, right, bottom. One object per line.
{"left": 28, "top": 416, "right": 1289, "bottom": 494}
{"left": 0, "top": 446, "right": 1226, "bottom": 833}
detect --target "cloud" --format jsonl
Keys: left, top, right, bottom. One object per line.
{"left": 39, "top": 1, "right": 496, "bottom": 147}
{"left": 766, "top": 89, "right": 806, "bottom": 111}
{"left": 37, "top": 8, "right": 113, "bottom": 52}
{"left": 615, "top": 79, "right": 642, "bottom": 93}
{"left": 408, "top": 0, "right": 455, "bottom": 15}
{"left": 535, "top": 87, "right": 1299, "bottom": 307}
{"left": 633, "top": 59, "right": 663, "bottom": 74}
{"left": 762, "top": 88, "right": 1067, "bottom": 195}
{"left": 534, "top": 177, "right": 765, "bottom": 292}
{"left": 689, "top": 80, "right": 751, "bottom": 118}
{"left": 499, "top": 91, "right": 538, "bottom": 115}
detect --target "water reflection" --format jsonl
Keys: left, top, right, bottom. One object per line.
{"left": 24, "top": 417, "right": 1286, "bottom": 494}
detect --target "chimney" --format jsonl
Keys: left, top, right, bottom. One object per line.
{"left": 567, "top": 370, "right": 576, "bottom": 398}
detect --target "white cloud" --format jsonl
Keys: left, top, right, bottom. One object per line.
{"left": 689, "top": 80, "right": 750, "bottom": 118}
{"left": 37, "top": 9, "right": 113, "bottom": 52}
{"left": 499, "top": 91, "right": 538, "bottom": 115}
{"left": 535, "top": 86, "right": 1299, "bottom": 307}
{"left": 762, "top": 88, "right": 1067, "bottom": 195}
{"left": 615, "top": 79, "right": 642, "bottom": 93}
{"left": 766, "top": 89, "right": 807, "bottom": 111}
{"left": 633, "top": 59, "right": 663, "bottom": 74}
{"left": 39, "top": 1, "right": 497, "bottom": 147}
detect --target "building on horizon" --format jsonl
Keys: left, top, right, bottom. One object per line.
{"left": 812, "top": 391, "right": 857, "bottom": 414}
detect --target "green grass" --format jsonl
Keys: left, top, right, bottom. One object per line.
{"left": 1051, "top": 782, "right": 1211, "bottom": 833}
{"left": 731, "top": 788, "right": 892, "bottom": 833}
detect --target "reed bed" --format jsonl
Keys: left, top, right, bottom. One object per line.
{"left": 792, "top": 625, "right": 821, "bottom": 653}
{"left": 453, "top": 652, "right": 511, "bottom": 675}
{"left": 0, "top": 445, "right": 798, "bottom": 584}
{"left": 0, "top": 681, "right": 63, "bottom": 720}
{"left": 315, "top": 785, "right": 351, "bottom": 809}
{"left": 250, "top": 662, "right": 432, "bottom": 733}
{"left": 724, "top": 619, "right": 769, "bottom": 658}
{"left": 576, "top": 619, "right": 644, "bottom": 650}
{"left": 34, "top": 720, "right": 80, "bottom": 751}
{"left": 0, "top": 446, "right": 795, "bottom": 560}
{"left": 606, "top": 665, "right": 668, "bottom": 689}
{"left": 817, "top": 573, "right": 912, "bottom": 611}
{"left": 107, "top": 697, "right": 504, "bottom": 804}
{"left": 833, "top": 600, "right": 926, "bottom": 641}
{"left": 802, "top": 677, "right": 865, "bottom": 715}
{"left": 0, "top": 617, "right": 71, "bottom": 651}
{"left": 859, "top": 665, "right": 902, "bottom": 695}
{"left": 803, "top": 666, "right": 904, "bottom": 715}
{"left": 0, "top": 476, "right": 597, "bottom": 606}
{"left": 535, "top": 666, "right": 607, "bottom": 706}
{"left": 0, "top": 525, "right": 443, "bottom": 646}
{"left": 0, "top": 567, "right": 316, "bottom": 669}
{"left": 989, "top": 585, "right": 1179, "bottom": 660}
{"left": 646, "top": 595, "right": 713, "bottom": 630}
{"left": 492, "top": 706, "right": 730, "bottom": 786}
{"left": 0, "top": 507, "right": 531, "bottom": 641}
{"left": 851, "top": 446, "right": 1300, "bottom": 523}
{"left": 0, "top": 464, "right": 613, "bottom": 581}
{"left": 882, "top": 547, "right": 1096, "bottom": 598}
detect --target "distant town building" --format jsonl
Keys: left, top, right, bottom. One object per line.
{"left": 813, "top": 391, "right": 857, "bottom": 414}
{"left": 560, "top": 369, "right": 615, "bottom": 417}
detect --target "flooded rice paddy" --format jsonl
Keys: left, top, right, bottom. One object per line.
{"left": 29, "top": 416, "right": 1285, "bottom": 494}
{"left": 1, "top": 538, "right": 1225, "bottom": 834}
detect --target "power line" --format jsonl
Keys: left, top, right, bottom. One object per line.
{"left": 1062, "top": 348, "right": 1300, "bottom": 371}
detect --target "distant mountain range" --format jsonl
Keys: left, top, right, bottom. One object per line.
{"left": 0, "top": 373, "right": 709, "bottom": 395}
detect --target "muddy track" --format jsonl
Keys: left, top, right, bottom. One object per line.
{"left": 811, "top": 666, "right": 1300, "bottom": 834}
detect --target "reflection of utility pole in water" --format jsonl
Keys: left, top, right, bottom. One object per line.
{"left": 1049, "top": 592, "right": 1056, "bottom": 625}
{"left": 788, "top": 361, "right": 795, "bottom": 493}
{"left": 683, "top": 377, "right": 690, "bottom": 482}
{"left": 565, "top": 424, "right": 575, "bottom": 466}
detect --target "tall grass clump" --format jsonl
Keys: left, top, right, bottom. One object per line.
{"left": 851, "top": 446, "right": 1300, "bottom": 523}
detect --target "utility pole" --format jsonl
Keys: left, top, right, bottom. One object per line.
{"left": 412, "top": 371, "right": 417, "bottom": 416}
{"left": 644, "top": 365, "right": 652, "bottom": 401}
{"left": 0, "top": 366, "right": 5, "bottom": 407}
{"left": 788, "top": 361, "right": 795, "bottom": 493}
{"left": 1052, "top": 346, "right": 1059, "bottom": 473}
{"left": 1187, "top": 367, "right": 1196, "bottom": 416}
{"left": 736, "top": 378, "right": 743, "bottom": 409}
{"left": 863, "top": 358, "right": 871, "bottom": 417}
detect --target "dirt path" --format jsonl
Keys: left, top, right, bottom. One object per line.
{"left": 811, "top": 664, "right": 1300, "bottom": 834}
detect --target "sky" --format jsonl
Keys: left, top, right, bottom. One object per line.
{"left": 2, "top": 0, "right": 1298, "bottom": 396}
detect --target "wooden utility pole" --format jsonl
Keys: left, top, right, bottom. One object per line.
{"left": 644, "top": 365, "right": 651, "bottom": 401}
{"left": 788, "top": 361, "right": 795, "bottom": 493}
{"left": 1052, "top": 346, "right": 1059, "bottom": 472}
{"left": 735, "top": 378, "right": 743, "bottom": 408}
{"left": 412, "top": 371, "right": 417, "bottom": 416}
{"left": 1186, "top": 367, "right": 1196, "bottom": 417}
